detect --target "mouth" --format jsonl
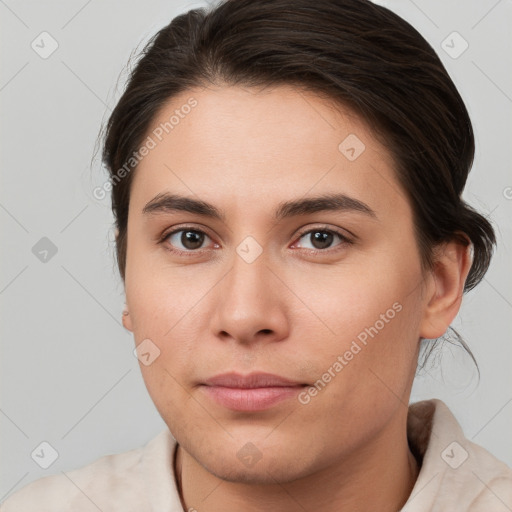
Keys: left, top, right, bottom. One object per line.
{"left": 200, "top": 372, "right": 308, "bottom": 412}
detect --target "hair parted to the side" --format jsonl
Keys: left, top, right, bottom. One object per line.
{"left": 100, "top": 0, "right": 496, "bottom": 369}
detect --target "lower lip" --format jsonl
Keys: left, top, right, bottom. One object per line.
{"left": 200, "top": 385, "right": 304, "bottom": 411}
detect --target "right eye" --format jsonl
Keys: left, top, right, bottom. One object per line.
{"left": 160, "top": 227, "right": 218, "bottom": 255}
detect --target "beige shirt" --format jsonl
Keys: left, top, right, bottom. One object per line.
{"left": 2, "top": 399, "right": 511, "bottom": 511}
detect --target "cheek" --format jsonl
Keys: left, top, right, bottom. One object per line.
{"left": 138, "top": 360, "right": 199, "bottom": 441}
{"left": 293, "top": 261, "right": 417, "bottom": 344}
{"left": 298, "top": 258, "right": 423, "bottom": 394}
{"left": 125, "top": 265, "right": 216, "bottom": 403}
{"left": 289, "top": 275, "right": 422, "bottom": 446}
{"left": 125, "top": 256, "right": 211, "bottom": 339}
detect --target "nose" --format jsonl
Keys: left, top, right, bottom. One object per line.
{"left": 210, "top": 244, "right": 290, "bottom": 346}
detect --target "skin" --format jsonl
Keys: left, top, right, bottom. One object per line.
{"left": 121, "top": 84, "right": 472, "bottom": 512}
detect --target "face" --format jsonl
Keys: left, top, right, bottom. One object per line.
{"left": 122, "top": 84, "right": 429, "bottom": 483}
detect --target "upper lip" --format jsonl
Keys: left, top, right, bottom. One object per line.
{"left": 203, "top": 372, "right": 306, "bottom": 388}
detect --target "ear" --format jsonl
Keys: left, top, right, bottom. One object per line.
{"left": 122, "top": 305, "right": 134, "bottom": 332}
{"left": 419, "top": 235, "right": 473, "bottom": 339}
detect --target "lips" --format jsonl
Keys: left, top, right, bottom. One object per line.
{"left": 200, "top": 372, "right": 307, "bottom": 412}
{"left": 203, "top": 371, "right": 305, "bottom": 388}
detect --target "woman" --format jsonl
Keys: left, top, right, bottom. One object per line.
{"left": 3, "top": 0, "right": 511, "bottom": 510}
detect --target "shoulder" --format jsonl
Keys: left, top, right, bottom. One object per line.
{"left": 461, "top": 437, "right": 512, "bottom": 511}
{"left": 0, "top": 429, "right": 176, "bottom": 512}
{"left": 404, "top": 399, "right": 512, "bottom": 512}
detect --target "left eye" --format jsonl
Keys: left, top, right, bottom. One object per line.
{"left": 294, "top": 229, "right": 349, "bottom": 251}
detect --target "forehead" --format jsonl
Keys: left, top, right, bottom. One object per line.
{"left": 129, "top": 84, "right": 409, "bottom": 222}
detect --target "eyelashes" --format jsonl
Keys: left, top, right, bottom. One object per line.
{"left": 293, "top": 228, "right": 352, "bottom": 251}
{"left": 158, "top": 224, "right": 354, "bottom": 257}
{"left": 161, "top": 228, "right": 215, "bottom": 255}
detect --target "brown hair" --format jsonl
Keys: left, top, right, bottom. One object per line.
{"left": 101, "top": 0, "right": 495, "bottom": 365}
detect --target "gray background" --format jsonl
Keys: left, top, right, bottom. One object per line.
{"left": 1, "top": 0, "right": 511, "bottom": 501}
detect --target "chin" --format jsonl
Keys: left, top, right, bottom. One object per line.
{"left": 204, "top": 456, "right": 312, "bottom": 485}
{"left": 190, "top": 437, "right": 317, "bottom": 485}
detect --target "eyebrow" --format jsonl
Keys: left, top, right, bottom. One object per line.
{"left": 142, "top": 192, "right": 377, "bottom": 222}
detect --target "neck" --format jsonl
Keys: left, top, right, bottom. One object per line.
{"left": 174, "top": 411, "right": 420, "bottom": 512}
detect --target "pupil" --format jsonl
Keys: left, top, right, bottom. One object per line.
{"left": 312, "top": 231, "right": 332, "bottom": 249}
{"left": 182, "top": 231, "right": 203, "bottom": 250}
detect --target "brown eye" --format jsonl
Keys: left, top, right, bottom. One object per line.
{"left": 294, "top": 228, "right": 351, "bottom": 252}
{"left": 165, "top": 229, "right": 210, "bottom": 252}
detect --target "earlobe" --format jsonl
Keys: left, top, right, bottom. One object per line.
{"left": 122, "top": 307, "right": 134, "bottom": 332}
{"left": 419, "top": 237, "right": 473, "bottom": 340}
